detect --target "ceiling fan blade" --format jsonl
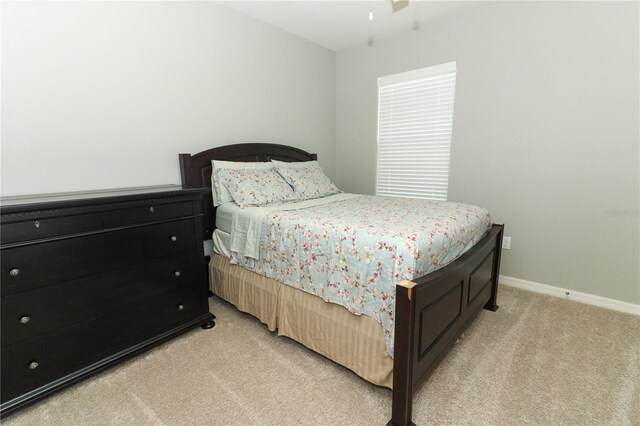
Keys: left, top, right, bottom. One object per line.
{"left": 391, "top": 0, "right": 410, "bottom": 13}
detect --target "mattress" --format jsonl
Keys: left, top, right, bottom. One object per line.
{"left": 224, "top": 193, "right": 492, "bottom": 356}
{"left": 214, "top": 201, "right": 239, "bottom": 234}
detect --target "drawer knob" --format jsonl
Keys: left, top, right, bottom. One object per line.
{"left": 170, "top": 235, "right": 177, "bottom": 242}
{"left": 177, "top": 304, "right": 184, "bottom": 311}
{"left": 19, "top": 316, "right": 30, "bottom": 324}
{"left": 9, "top": 268, "right": 20, "bottom": 277}
{"left": 174, "top": 271, "right": 181, "bottom": 277}
{"left": 28, "top": 361, "right": 39, "bottom": 370}
{"left": 34, "top": 221, "right": 40, "bottom": 229}
{"left": 149, "top": 207, "right": 155, "bottom": 213}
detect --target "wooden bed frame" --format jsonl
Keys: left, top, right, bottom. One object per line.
{"left": 179, "top": 143, "right": 504, "bottom": 426}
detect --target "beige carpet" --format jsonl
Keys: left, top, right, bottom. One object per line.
{"left": 5, "top": 287, "right": 639, "bottom": 426}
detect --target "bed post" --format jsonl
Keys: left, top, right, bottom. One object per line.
{"left": 388, "top": 281, "right": 417, "bottom": 426}
{"left": 179, "top": 153, "right": 194, "bottom": 188}
{"left": 484, "top": 223, "right": 504, "bottom": 312}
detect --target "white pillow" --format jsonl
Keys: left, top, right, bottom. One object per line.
{"left": 210, "top": 160, "right": 274, "bottom": 207}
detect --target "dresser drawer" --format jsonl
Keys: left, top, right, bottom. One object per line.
{"left": 1, "top": 219, "right": 196, "bottom": 297}
{"left": 2, "top": 252, "right": 198, "bottom": 348}
{"left": 101, "top": 202, "right": 193, "bottom": 228}
{"left": 1, "top": 213, "right": 103, "bottom": 245}
{"left": 1, "top": 287, "right": 201, "bottom": 402}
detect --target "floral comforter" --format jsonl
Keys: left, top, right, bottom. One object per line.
{"left": 229, "top": 194, "right": 491, "bottom": 356}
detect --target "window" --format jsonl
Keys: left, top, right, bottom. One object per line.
{"left": 376, "top": 62, "right": 457, "bottom": 201}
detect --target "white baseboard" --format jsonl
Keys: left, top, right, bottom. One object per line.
{"left": 499, "top": 275, "right": 640, "bottom": 316}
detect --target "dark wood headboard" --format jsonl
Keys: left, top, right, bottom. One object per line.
{"left": 179, "top": 143, "right": 317, "bottom": 239}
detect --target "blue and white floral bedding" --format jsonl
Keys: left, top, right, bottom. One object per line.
{"left": 226, "top": 194, "right": 491, "bottom": 356}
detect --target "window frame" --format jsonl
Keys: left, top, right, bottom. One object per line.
{"left": 375, "top": 61, "right": 457, "bottom": 201}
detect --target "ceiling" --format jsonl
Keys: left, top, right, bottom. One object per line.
{"left": 221, "top": 1, "right": 475, "bottom": 52}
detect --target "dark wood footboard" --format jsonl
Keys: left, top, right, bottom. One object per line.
{"left": 389, "top": 224, "right": 504, "bottom": 426}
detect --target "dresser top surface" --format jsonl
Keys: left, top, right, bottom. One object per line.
{"left": 0, "top": 185, "right": 208, "bottom": 213}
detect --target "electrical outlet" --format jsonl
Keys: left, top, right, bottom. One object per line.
{"left": 502, "top": 237, "right": 511, "bottom": 250}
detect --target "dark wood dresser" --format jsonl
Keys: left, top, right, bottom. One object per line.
{"left": 0, "top": 185, "right": 214, "bottom": 416}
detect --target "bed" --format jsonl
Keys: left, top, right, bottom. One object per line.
{"left": 179, "top": 143, "right": 504, "bottom": 425}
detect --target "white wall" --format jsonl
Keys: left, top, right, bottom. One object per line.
{"left": 1, "top": 1, "right": 336, "bottom": 196}
{"left": 336, "top": 2, "right": 640, "bottom": 304}
{"left": 3, "top": 1, "right": 638, "bottom": 305}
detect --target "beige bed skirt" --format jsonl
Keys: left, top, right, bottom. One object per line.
{"left": 209, "top": 254, "right": 393, "bottom": 389}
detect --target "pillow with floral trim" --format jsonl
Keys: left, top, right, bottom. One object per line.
{"left": 272, "top": 160, "right": 341, "bottom": 200}
{"left": 216, "top": 167, "right": 299, "bottom": 208}
{"left": 210, "top": 161, "right": 274, "bottom": 206}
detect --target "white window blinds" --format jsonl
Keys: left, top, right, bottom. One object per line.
{"left": 376, "top": 61, "right": 457, "bottom": 201}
